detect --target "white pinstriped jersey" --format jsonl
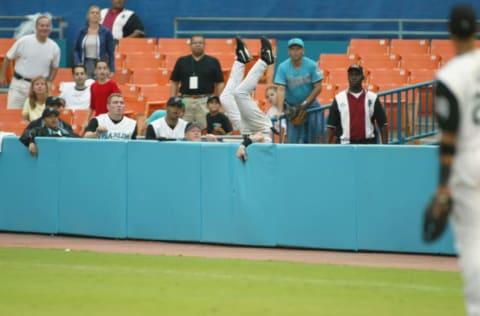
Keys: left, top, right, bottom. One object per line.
{"left": 96, "top": 114, "right": 136, "bottom": 140}
{"left": 436, "top": 49, "right": 480, "bottom": 188}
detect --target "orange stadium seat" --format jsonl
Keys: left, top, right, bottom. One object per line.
{"left": 111, "top": 68, "right": 133, "bottom": 85}
{"left": 216, "top": 54, "right": 235, "bottom": 71}
{"left": 348, "top": 38, "right": 390, "bottom": 56}
{"left": 131, "top": 68, "right": 171, "bottom": 86}
{"left": 327, "top": 68, "right": 350, "bottom": 86}
{"left": 318, "top": 53, "right": 360, "bottom": 70}
{"left": 318, "top": 83, "right": 338, "bottom": 105}
{"left": 369, "top": 68, "right": 410, "bottom": 86}
{"left": 51, "top": 68, "right": 73, "bottom": 96}
{"left": 204, "top": 38, "right": 235, "bottom": 55}
{"left": 390, "top": 39, "right": 430, "bottom": 56}
{"left": 0, "top": 38, "right": 16, "bottom": 84}
{"left": 430, "top": 39, "right": 455, "bottom": 64}
{"left": 124, "top": 94, "right": 147, "bottom": 116}
{"left": 360, "top": 53, "right": 401, "bottom": 70}
{"left": 117, "top": 37, "right": 157, "bottom": 54}
{"left": 72, "top": 109, "right": 89, "bottom": 135}
{"left": 124, "top": 52, "right": 163, "bottom": 70}
{"left": 0, "top": 93, "right": 7, "bottom": 109}
{"left": 161, "top": 52, "right": 185, "bottom": 70}
{"left": 157, "top": 38, "right": 191, "bottom": 54}
{"left": 139, "top": 84, "right": 170, "bottom": 103}
{"left": 59, "top": 109, "right": 74, "bottom": 125}
{"left": 145, "top": 101, "right": 167, "bottom": 117}
{"left": 114, "top": 52, "right": 125, "bottom": 70}
{"left": 400, "top": 54, "right": 441, "bottom": 70}
{"left": 409, "top": 69, "right": 437, "bottom": 84}
{"left": 242, "top": 38, "right": 277, "bottom": 57}
{"left": 119, "top": 83, "right": 141, "bottom": 98}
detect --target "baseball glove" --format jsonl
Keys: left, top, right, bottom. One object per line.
{"left": 285, "top": 104, "right": 308, "bottom": 126}
{"left": 422, "top": 194, "right": 452, "bottom": 242}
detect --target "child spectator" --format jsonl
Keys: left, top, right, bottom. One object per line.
{"left": 206, "top": 96, "right": 233, "bottom": 135}
{"left": 83, "top": 60, "right": 120, "bottom": 129}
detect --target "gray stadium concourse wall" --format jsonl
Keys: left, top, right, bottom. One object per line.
{"left": 0, "top": 137, "right": 455, "bottom": 255}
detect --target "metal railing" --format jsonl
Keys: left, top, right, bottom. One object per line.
{"left": 0, "top": 15, "right": 68, "bottom": 39}
{"left": 173, "top": 17, "right": 467, "bottom": 39}
{"left": 272, "top": 81, "right": 438, "bottom": 144}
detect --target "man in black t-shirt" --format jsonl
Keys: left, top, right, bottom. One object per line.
{"left": 170, "top": 34, "right": 224, "bottom": 127}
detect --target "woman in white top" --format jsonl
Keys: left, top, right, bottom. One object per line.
{"left": 22, "top": 76, "right": 48, "bottom": 122}
{"left": 74, "top": 5, "right": 115, "bottom": 79}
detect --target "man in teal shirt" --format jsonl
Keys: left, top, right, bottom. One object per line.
{"left": 274, "top": 38, "right": 324, "bottom": 143}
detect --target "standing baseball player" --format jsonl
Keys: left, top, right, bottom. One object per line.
{"left": 424, "top": 4, "right": 480, "bottom": 315}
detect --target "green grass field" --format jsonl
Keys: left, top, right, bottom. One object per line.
{"left": 0, "top": 247, "right": 464, "bottom": 316}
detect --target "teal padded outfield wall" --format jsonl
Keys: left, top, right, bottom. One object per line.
{"left": 0, "top": 137, "right": 455, "bottom": 255}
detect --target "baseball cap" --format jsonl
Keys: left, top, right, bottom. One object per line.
{"left": 207, "top": 95, "right": 220, "bottom": 104}
{"left": 288, "top": 38, "right": 304, "bottom": 48}
{"left": 41, "top": 107, "right": 60, "bottom": 119}
{"left": 449, "top": 4, "right": 477, "bottom": 39}
{"left": 167, "top": 96, "right": 185, "bottom": 108}
{"left": 185, "top": 121, "right": 203, "bottom": 133}
{"left": 46, "top": 96, "right": 64, "bottom": 106}
{"left": 348, "top": 64, "right": 364, "bottom": 76}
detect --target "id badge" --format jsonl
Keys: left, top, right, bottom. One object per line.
{"left": 189, "top": 76, "right": 198, "bottom": 89}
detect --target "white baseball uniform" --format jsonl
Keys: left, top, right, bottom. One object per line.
{"left": 220, "top": 60, "right": 272, "bottom": 141}
{"left": 436, "top": 48, "right": 480, "bottom": 316}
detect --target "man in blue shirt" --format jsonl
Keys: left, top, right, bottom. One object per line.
{"left": 274, "top": 38, "right": 324, "bottom": 143}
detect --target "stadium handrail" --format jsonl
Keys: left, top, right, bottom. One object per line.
{"left": 172, "top": 17, "right": 480, "bottom": 39}
{"left": 273, "top": 81, "right": 438, "bottom": 144}
{"left": 0, "top": 15, "right": 68, "bottom": 38}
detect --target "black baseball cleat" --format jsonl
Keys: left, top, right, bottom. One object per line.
{"left": 235, "top": 36, "right": 252, "bottom": 64}
{"left": 260, "top": 37, "right": 275, "bottom": 65}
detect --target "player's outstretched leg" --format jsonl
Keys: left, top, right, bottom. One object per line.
{"left": 260, "top": 37, "right": 275, "bottom": 65}
{"left": 235, "top": 36, "right": 253, "bottom": 64}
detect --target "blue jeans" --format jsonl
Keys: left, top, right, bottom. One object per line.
{"left": 285, "top": 101, "right": 325, "bottom": 144}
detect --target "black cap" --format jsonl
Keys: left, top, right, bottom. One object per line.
{"left": 41, "top": 107, "right": 60, "bottom": 119}
{"left": 46, "top": 96, "right": 64, "bottom": 106}
{"left": 348, "top": 64, "right": 364, "bottom": 76}
{"left": 449, "top": 4, "right": 477, "bottom": 39}
{"left": 185, "top": 121, "right": 203, "bottom": 132}
{"left": 167, "top": 96, "right": 185, "bottom": 108}
{"left": 207, "top": 95, "right": 220, "bottom": 104}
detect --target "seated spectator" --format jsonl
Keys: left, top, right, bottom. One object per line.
{"left": 184, "top": 121, "right": 217, "bottom": 142}
{"left": 59, "top": 65, "right": 94, "bottom": 110}
{"left": 19, "top": 107, "right": 79, "bottom": 157}
{"left": 206, "top": 96, "right": 233, "bottom": 135}
{"left": 21, "top": 76, "right": 49, "bottom": 123}
{"left": 145, "top": 97, "right": 188, "bottom": 140}
{"left": 21, "top": 96, "right": 74, "bottom": 133}
{"left": 84, "top": 93, "right": 137, "bottom": 139}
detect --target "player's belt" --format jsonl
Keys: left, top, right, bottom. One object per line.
{"left": 182, "top": 94, "right": 210, "bottom": 99}
{"left": 14, "top": 72, "right": 32, "bottom": 82}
